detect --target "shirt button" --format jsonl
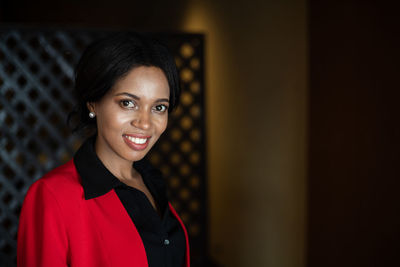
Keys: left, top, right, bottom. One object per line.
{"left": 164, "top": 239, "right": 170, "bottom": 245}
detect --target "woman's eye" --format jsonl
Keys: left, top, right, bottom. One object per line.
{"left": 154, "top": 104, "right": 168, "bottom": 112}
{"left": 120, "top": 100, "right": 135, "bottom": 108}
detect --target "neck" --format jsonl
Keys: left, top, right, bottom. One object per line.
{"left": 94, "top": 136, "right": 140, "bottom": 182}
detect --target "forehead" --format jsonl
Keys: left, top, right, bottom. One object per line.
{"left": 110, "top": 66, "right": 170, "bottom": 99}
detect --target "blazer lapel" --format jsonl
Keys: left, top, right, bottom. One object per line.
{"left": 86, "top": 189, "right": 148, "bottom": 267}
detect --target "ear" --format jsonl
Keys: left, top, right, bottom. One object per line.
{"left": 86, "top": 102, "right": 95, "bottom": 113}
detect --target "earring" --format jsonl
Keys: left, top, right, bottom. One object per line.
{"left": 89, "top": 112, "right": 95, "bottom": 118}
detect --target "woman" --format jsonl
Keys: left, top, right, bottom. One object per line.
{"left": 17, "top": 32, "right": 190, "bottom": 267}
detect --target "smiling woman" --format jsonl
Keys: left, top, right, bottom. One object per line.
{"left": 88, "top": 67, "right": 170, "bottom": 180}
{"left": 17, "top": 33, "right": 190, "bottom": 267}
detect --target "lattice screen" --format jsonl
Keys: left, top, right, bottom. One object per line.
{"left": 0, "top": 29, "right": 206, "bottom": 266}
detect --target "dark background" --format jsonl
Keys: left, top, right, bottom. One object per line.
{"left": 308, "top": 1, "right": 400, "bottom": 266}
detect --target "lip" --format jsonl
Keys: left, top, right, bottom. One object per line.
{"left": 123, "top": 134, "right": 151, "bottom": 151}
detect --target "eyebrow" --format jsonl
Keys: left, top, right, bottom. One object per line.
{"left": 114, "top": 92, "right": 169, "bottom": 103}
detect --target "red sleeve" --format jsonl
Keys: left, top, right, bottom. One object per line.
{"left": 17, "top": 180, "right": 69, "bottom": 267}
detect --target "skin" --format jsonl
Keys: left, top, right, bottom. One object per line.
{"left": 87, "top": 66, "right": 170, "bottom": 211}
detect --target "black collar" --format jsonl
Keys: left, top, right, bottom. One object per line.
{"left": 74, "top": 136, "right": 167, "bottom": 206}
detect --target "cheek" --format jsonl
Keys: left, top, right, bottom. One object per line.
{"left": 155, "top": 116, "right": 168, "bottom": 135}
{"left": 96, "top": 108, "right": 129, "bottom": 134}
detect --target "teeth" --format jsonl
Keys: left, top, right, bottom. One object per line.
{"left": 125, "top": 135, "right": 147, "bottom": 144}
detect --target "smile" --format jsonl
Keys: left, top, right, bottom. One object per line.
{"left": 125, "top": 135, "right": 148, "bottom": 144}
{"left": 123, "top": 134, "right": 151, "bottom": 151}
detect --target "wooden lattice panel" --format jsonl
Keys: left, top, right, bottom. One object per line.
{"left": 0, "top": 29, "right": 206, "bottom": 266}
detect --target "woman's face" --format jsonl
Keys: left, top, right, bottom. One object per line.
{"left": 88, "top": 66, "right": 170, "bottom": 165}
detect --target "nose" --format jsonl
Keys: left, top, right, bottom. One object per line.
{"left": 131, "top": 109, "right": 151, "bottom": 130}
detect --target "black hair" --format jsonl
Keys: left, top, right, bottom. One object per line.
{"left": 68, "top": 32, "right": 180, "bottom": 133}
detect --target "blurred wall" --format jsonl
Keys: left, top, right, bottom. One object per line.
{"left": 180, "top": 1, "right": 307, "bottom": 266}
{"left": 1, "top": 0, "right": 308, "bottom": 266}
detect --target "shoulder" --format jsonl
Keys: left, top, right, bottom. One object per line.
{"left": 41, "top": 159, "right": 80, "bottom": 185}
{"left": 26, "top": 159, "right": 84, "bottom": 204}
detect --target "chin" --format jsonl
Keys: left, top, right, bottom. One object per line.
{"left": 123, "top": 148, "right": 151, "bottom": 162}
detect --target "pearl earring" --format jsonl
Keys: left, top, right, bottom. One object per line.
{"left": 89, "top": 112, "right": 95, "bottom": 118}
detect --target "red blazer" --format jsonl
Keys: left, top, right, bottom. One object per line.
{"left": 17, "top": 159, "right": 190, "bottom": 267}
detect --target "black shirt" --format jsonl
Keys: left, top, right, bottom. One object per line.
{"left": 73, "top": 137, "right": 186, "bottom": 267}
